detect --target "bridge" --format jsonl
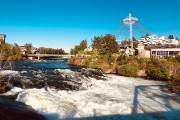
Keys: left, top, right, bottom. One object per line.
{"left": 23, "top": 54, "right": 75, "bottom": 60}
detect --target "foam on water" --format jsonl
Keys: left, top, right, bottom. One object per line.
{"left": 5, "top": 70, "right": 180, "bottom": 120}
{"left": 0, "top": 70, "right": 19, "bottom": 76}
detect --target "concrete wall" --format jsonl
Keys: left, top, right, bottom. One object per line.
{"left": 137, "top": 49, "right": 150, "bottom": 58}
{"left": 136, "top": 44, "right": 151, "bottom": 58}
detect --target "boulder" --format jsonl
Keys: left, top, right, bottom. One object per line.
{"left": 0, "top": 97, "right": 45, "bottom": 120}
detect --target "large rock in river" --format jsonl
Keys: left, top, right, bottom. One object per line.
{"left": 0, "top": 97, "right": 45, "bottom": 120}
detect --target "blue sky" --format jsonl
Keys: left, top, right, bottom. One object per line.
{"left": 0, "top": 0, "right": 180, "bottom": 52}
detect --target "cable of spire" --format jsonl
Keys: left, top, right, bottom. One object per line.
{"left": 114, "top": 14, "right": 158, "bottom": 44}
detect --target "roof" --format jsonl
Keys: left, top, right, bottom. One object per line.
{"left": 145, "top": 45, "right": 180, "bottom": 50}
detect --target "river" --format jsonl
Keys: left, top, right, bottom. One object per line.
{"left": 1, "top": 58, "right": 180, "bottom": 120}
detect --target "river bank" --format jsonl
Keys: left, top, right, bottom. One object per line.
{"left": 68, "top": 55, "right": 180, "bottom": 95}
{"left": 69, "top": 55, "right": 180, "bottom": 80}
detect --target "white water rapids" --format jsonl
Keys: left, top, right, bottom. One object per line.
{"left": 3, "top": 69, "right": 180, "bottom": 120}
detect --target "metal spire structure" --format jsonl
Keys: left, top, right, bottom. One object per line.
{"left": 123, "top": 13, "right": 138, "bottom": 47}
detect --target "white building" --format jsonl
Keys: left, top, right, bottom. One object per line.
{"left": 84, "top": 46, "right": 93, "bottom": 52}
{"left": 136, "top": 43, "right": 180, "bottom": 58}
{"left": 139, "top": 34, "right": 179, "bottom": 46}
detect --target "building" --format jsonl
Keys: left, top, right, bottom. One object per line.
{"left": 84, "top": 46, "right": 93, "bottom": 52}
{"left": 139, "top": 34, "right": 179, "bottom": 46}
{"left": 19, "top": 46, "right": 37, "bottom": 55}
{"left": 136, "top": 34, "right": 180, "bottom": 58}
{"left": 136, "top": 44, "right": 150, "bottom": 58}
{"left": 136, "top": 43, "right": 180, "bottom": 58}
{"left": 0, "top": 34, "right": 6, "bottom": 44}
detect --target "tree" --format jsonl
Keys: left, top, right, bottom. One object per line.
{"left": 102, "top": 34, "right": 119, "bottom": 55}
{"left": 79, "top": 40, "right": 87, "bottom": 51}
{"left": 145, "top": 33, "right": 150, "bottom": 38}
{"left": 70, "top": 40, "right": 87, "bottom": 55}
{"left": 24, "top": 43, "right": 32, "bottom": 54}
{"left": 38, "top": 47, "right": 65, "bottom": 54}
{"left": 175, "top": 37, "right": 180, "bottom": 40}
{"left": 92, "top": 34, "right": 119, "bottom": 55}
{"left": 70, "top": 48, "right": 75, "bottom": 55}
{"left": 0, "top": 43, "right": 12, "bottom": 60}
{"left": 70, "top": 45, "right": 80, "bottom": 55}
{"left": 9, "top": 43, "right": 22, "bottom": 60}
{"left": 0, "top": 43, "right": 22, "bottom": 60}
{"left": 132, "top": 37, "right": 138, "bottom": 48}
{"left": 92, "top": 36, "right": 103, "bottom": 51}
{"left": 168, "top": 35, "right": 174, "bottom": 39}
{"left": 120, "top": 37, "right": 138, "bottom": 48}
{"left": 121, "top": 39, "right": 130, "bottom": 47}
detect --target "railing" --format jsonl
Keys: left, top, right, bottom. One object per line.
{"left": 23, "top": 54, "right": 74, "bottom": 57}
{"left": 23, "top": 54, "right": 75, "bottom": 60}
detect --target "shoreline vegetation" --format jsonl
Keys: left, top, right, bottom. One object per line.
{"left": 69, "top": 34, "right": 180, "bottom": 82}
{"left": 0, "top": 43, "right": 66, "bottom": 61}
{"left": 68, "top": 54, "right": 180, "bottom": 95}
{"left": 68, "top": 54, "right": 180, "bottom": 82}
{"left": 0, "top": 42, "right": 66, "bottom": 94}
{"left": 0, "top": 43, "right": 22, "bottom": 61}
{"left": 69, "top": 34, "right": 180, "bottom": 94}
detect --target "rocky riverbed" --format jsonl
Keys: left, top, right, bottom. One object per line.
{"left": 1, "top": 69, "right": 180, "bottom": 120}
{"left": 0, "top": 60, "right": 180, "bottom": 120}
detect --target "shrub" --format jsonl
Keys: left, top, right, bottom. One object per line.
{"left": 176, "top": 55, "right": 180, "bottom": 63}
{"left": 137, "top": 57, "right": 148, "bottom": 70}
{"left": 118, "top": 64, "right": 138, "bottom": 77}
{"left": 148, "top": 65, "right": 170, "bottom": 80}
{"left": 166, "top": 56, "right": 179, "bottom": 63}
{"left": 83, "top": 58, "right": 101, "bottom": 69}
{"left": 116, "top": 55, "right": 126, "bottom": 62}
{"left": 0, "top": 76, "right": 7, "bottom": 93}
{"left": 172, "top": 74, "right": 180, "bottom": 82}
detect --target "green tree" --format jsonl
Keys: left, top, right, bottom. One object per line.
{"left": 70, "top": 45, "right": 80, "bottom": 55}
{"left": 79, "top": 40, "right": 87, "bottom": 51}
{"left": 38, "top": 47, "right": 65, "bottom": 54}
{"left": 102, "top": 34, "right": 119, "bottom": 55}
{"left": 70, "top": 40, "right": 88, "bottom": 55}
{"left": 0, "top": 43, "right": 22, "bottom": 60}
{"left": 132, "top": 37, "right": 138, "bottom": 48}
{"left": 0, "top": 43, "right": 12, "bottom": 60}
{"left": 9, "top": 43, "right": 22, "bottom": 60}
{"left": 120, "top": 39, "right": 130, "bottom": 47}
{"left": 145, "top": 33, "right": 149, "bottom": 38}
{"left": 92, "top": 34, "right": 119, "bottom": 55}
{"left": 175, "top": 37, "right": 180, "bottom": 40}
{"left": 24, "top": 43, "right": 32, "bottom": 54}
{"left": 91, "top": 34, "right": 119, "bottom": 64}
{"left": 92, "top": 36, "right": 103, "bottom": 51}
{"left": 168, "top": 35, "right": 174, "bottom": 39}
